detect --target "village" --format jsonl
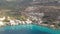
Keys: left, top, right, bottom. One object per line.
{"left": 0, "top": 16, "right": 42, "bottom": 26}
{"left": 0, "top": 6, "right": 60, "bottom": 29}
{"left": 0, "top": 16, "right": 57, "bottom": 29}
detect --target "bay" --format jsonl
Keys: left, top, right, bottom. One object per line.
{"left": 0, "top": 24, "right": 59, "bottom": 34}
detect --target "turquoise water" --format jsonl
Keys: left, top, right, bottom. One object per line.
{"left": 0, "top": 24, "right": 60, "bottom": 34}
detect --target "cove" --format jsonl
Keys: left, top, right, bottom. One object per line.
{"left": 0, "top": 24, "right": 60, "bottom": 34}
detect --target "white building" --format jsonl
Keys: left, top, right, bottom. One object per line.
{"left": 15, "top": 20, "right": 22, "bottom": 24}
{"left": 0, "top": 21, "right": 5, "bottom": 26}
{"left": 25, "top": 19, "right": 32, "bottom": 24}
{"left": 21, "top": 21, "right": 25, "bottom": 24}
{"left": 10, "top": 20, "right": 16, "bottom": 26}
{"left": 7, "top": 16, "right": 11, "bottom": 20}
{"left": 38, "top": 19, "right": 43, "bottom": 24}
{"left": 0, "top": 16, "right": 5, "bottom": 21}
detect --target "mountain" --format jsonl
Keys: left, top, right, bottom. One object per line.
{"left": 0, "top": 0, "right": 60, "bottom": 9}
{"left": 0, "top": 0, "right": 60, "bottom": 18}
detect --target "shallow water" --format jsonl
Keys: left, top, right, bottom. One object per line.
{"left": 0, "top": 24, "right": 60, "bottom": 34}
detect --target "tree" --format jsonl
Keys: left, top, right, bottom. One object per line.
{"left": 3, "top": 17, "right": 10, "bottom": 22}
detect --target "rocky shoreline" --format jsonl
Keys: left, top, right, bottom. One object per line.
{"left": 0, "top": 16, "right": 59, "bottom": 29}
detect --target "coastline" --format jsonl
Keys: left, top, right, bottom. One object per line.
{"left": 0, "top": 24, "right": 60, "bottom": 34}
{"left": 0, "top": 23, "right": 59, "bottom": 30}
{"left": 0, "top": 16, "right": 59, "bottom": 30}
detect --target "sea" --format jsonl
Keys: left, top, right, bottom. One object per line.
{"left": 0, "top": 24, "right": 60, "bottom": 34}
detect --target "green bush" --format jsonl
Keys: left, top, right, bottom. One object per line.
{"left": 3, "top": 19, "right": 10, "bottom": 22}
{"left": 58, "top": 23, "right": 60, "bottom": 26}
